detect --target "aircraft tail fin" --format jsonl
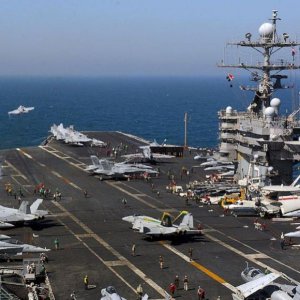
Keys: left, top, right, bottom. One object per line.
{"left": 99, "top": 159, "right": 113, "bottom": 171}
{"left": 30, "top": 199, "right": 43, "bottom": 214}
{"left": 19, "top": 201, "right": 31, "bottom": 214}
{"left": 90, "top": 155, "right": 100, "bottom": 167}
{"left": 160, "top": 213, "right": 172, "bottom": 227}
{"left": 142, "top": 147, "right": 151, "bottom": 159}
{"left": 173, "top": 211, "right": 189, "bottom": 226}
{"left": 180, "top": 213, "right": 193, "bottom": 228}
{"left": 292, "top": 174, "right": 300, "bottom": 187}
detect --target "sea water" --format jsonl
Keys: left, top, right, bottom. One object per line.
{"left": 0, "top": 76, "right": 296, "bottom": 150}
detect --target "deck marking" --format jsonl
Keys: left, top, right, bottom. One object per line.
{"left": 39, "top": 145, "right": 88, "bottom": 170}
{"left": 16, "top": 148, "right": 83, "bottom": 192}
{"left": 58, "top": 218, "right": 138, "bottom": 296}
{"left": 161, "top": 242, "right": 237, "bottom": 292}
{"left": 109, "top": 181, "right": 300, "bottom": 285}
{"left": 245, "top": 253, "right": 269, "bottom": 259}
{"left": 69, "top": 182, "right": 81, "bottom": 190}
{"left": 16, "top": 148, "right": 33, "bottom": 159}
{"left": 52, "top": 201, "right": 166, "bottom": 297}
{"left": 51, "top": 171, "right": 62, "bottom": 178}
{"left": 5, "top": 160, "right": 28, "bottom": 181}
{"left": 205, "top": 233, "right": 300, "bottom": 285}
{"left": 22, "top": 145, "right": 300, "bottom": 288}
{"left": 107, "top": 182, "right": 159, "bottom": 209}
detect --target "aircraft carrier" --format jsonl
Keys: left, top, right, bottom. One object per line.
{"left": 1, "top": 130, "right": 300, "bottom": 300}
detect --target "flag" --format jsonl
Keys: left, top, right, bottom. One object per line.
{"left": 226, "top": 73, "right": 234, "bottom": 81}
{"left": 292, "top": 48, "right": 296, "bottom": 56}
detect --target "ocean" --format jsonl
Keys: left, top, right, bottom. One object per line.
{"left": 1, "top": 76, "right": 297, "bottom": 150}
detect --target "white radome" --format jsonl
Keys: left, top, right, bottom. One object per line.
{"left": 226, "top": 106, "right": 233, "bottom": 114}
{"left": 258, "top": 23, "right": 274, "bottom": 37}
{"left": 264, "top": 106, "right": 275, "bottom": 116}
{"left": 270, "top": 98, "right": 281, "bottom": 107}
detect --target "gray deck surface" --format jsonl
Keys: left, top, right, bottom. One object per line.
{"left": 0, "top": 131, "right": 299, "bottom": 300}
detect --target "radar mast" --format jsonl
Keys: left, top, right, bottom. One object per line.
{"left": 219, "top": 10, "right": 300, "bottom": 114}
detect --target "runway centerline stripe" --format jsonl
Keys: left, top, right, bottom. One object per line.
{"left": 161, "top": 242, "right": 237, "bottom": 292}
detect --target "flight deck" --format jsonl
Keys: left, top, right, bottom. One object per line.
{"left": 1, "top": 131, "right": 300, "bottom": 299}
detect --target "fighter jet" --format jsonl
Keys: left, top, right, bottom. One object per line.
{"left": 123, "top": 211, "right": 201, "bottom": 238}
{"left": 204, "top": 164, "right": 235, "bottom": 171}
{"left": 122, "top": 145, "right": 174, "bottom": 163}
{"left": 8, "top": 105, "right": 34, "bottom": 115}
{"left": 85, "top": 156, "right": 158, "bottom": 179}
{"left": 232, "top": 263, "right": 300, "bottom": 300}
{"left": 100, "top": 286, "right": 126, "bottom": 300}
{"left": 0, "top": 199, "right": 45, "bottom": 224}
{"left": 0, "top": 235, "right": 50, "bottom": 257}
{"left": 50, "top": 123, "right": 106, "bottom": 147}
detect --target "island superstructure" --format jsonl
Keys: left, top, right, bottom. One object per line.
{"left": 218, "top": 10, "right": 300, "bottom": 185}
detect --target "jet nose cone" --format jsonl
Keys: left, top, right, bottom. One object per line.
{"left": 122, "top": 216, "right": 134, "bottom": 223}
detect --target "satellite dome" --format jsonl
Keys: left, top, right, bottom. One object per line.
{"left": 264, "top": 106, "right": 275, "bottom": 116}
{"left": 270, "top": 98, "right": 281, "bottom": 107}
{"left": 258, "top": 23, "right": 274, "bottom": 37}
{"left": 226, "top": 106, "right": 233, "bottom": 114}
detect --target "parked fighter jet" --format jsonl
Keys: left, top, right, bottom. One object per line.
{"left": 8, "top": 105, "right": 34, "bottom": 115}
{"left": 85, "top": 156, "right": 158, "bottom": 179}
{"left": 123, "top": 211, "right": 201, "bottom": 238}
{"left": 50, "top": 123, "right": 105, "bottom": 147}
{"left": 224, "top": 200, "right": 259, "bottom": 216}
{"left": 0, "top": 234, "right": 50, "bottom": 257}
{"left": 0, "top": 199, "right": 45, "bottom": 224}
{"left": 100, "top": 286, "right": 126, "bottom": 300}
{"left": 204, "top": 164, "right": 235, "bottom": 171}
{"left": 122, "top": 145, "right": 174, "bottom": 163}
{"left": 232, "top": 263, "right": 300, "bottom": 300}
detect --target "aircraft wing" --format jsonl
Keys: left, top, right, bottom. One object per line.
{"left": 0, "top": 222, "right": 14, "bottom": 229}
{"left": 85, "top": 165, "right": 99, "bottom": 172}
{"left": 133, "top": 217, "right": 161, "bottom": 231}
{"left": 24, "top": 107, "right": 34, "bottom": 112}
{"left": 0, "top": 212, "right": 37, "bottom": 223}
{"left": 8, "top": 109, "right": 20, "bottom": 115}
{"left": 236, "top": 273, "right": 280, "bottom": 298}
{"left": 0, "top": 246, "right": 24, "bottom": 255}
{"left": 93, "top": 169, "right": 114, "bottom": 176}
{"left": 142, "top": 225, "right": 177, "bottom": 236}
{"left": 34, "top": 209, "right": 49, "bottom": 218}
{"left": 284, "top": 230, "right": 300, "bottom": 238}
{"left": 151, "top": 153, "right": 175, "bottom": 159}
{"left": 122, "top": 153, "right": 144, "bottom": 159}
{"left": 100, "top": 297, "right": 126, "bottom": 300}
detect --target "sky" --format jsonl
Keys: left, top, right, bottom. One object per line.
{"left": 0, "top": 0, "right": 299, "bottom": 77}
